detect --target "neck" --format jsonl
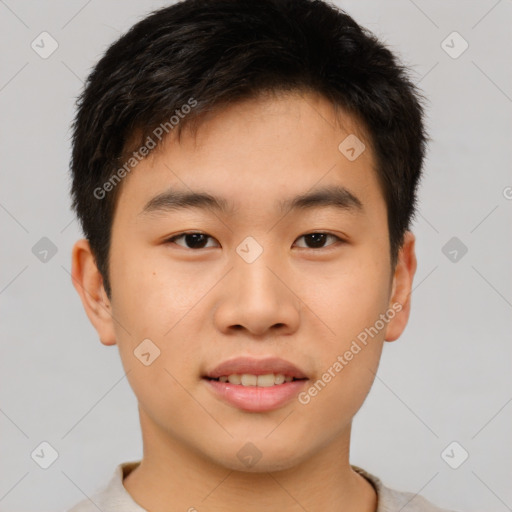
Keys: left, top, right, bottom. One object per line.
{"left": 123, "top": 409, "right": 377, "bottom": 512}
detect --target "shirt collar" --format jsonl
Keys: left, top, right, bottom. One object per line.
{"left": 102, "top": 460, "right": 397, "bottom": 512}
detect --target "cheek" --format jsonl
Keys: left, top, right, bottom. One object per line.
{"left": 108, "top": 249, "right": 202, "bottom": 391}
{"left": 297, "top": 278, "right": 387, "bottom": 427}
{"left": 295, "top": 254, "right": 389, "bottom": 408}
{"left": 303, "top": 253, "right": 391, "bottom": 345}
{"left": 110, "top": 245, "right": 198, "bottom": 332}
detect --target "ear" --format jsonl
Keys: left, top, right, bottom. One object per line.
{"left": 71, "top": 238, "right": 117, "bottom": 346}
{"left": 384, "top": 231, "right": 417, "bottom": 342}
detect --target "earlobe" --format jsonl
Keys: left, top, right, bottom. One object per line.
{"left": 384, "top": 231, "right": 417, "bottom": 342}
{"left": 71, "top": 238, "right": 117, "bottom": 346}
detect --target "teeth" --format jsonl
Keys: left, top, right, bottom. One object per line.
{"left": 227, "top": 374, "right": 241, "bottom": 384}
{"left": 216, "top": 373, "right": 296, "bottom": 386}
{"left": 241, "top": 374, "right": 258, "bottom": 386}
{"left": 274, "top": 374, "right": 285, "bottom": 384}
{"left": 253, "top": 374, "right": 275, "bottom": 387}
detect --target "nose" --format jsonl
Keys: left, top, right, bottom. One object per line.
{"left": 212, "top": 250, "right": 301, "bottom": 337}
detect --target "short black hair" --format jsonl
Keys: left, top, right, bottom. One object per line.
{"left": 69, "top": 0, "right": 428, "bottom": 300}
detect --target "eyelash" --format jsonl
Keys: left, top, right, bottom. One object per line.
{"left": 164, "top": 231, "right": 345, "bottom": 250}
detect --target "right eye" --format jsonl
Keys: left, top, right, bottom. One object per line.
{"left": 164, "top": 231, "right": 220, "bottom": 249}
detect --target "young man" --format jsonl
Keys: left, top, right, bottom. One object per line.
{"left": 67, "top": 0, "right": 458, "bottom": 511}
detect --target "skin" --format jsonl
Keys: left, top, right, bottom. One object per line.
{"left": 72, "top": 90, "right": 416, "bottom": 512}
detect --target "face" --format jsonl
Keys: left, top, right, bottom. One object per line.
{"left": 72, "top": 91, "right": 416, "bottom": 472}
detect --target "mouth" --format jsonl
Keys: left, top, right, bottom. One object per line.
{"left": 202, "top": 356, "right": 310, "bottom": 412}
{"left": 204, "top": 374, "right": 308, "bottom": 386}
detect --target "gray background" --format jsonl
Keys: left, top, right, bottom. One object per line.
{"left": 1, "top": 1, "right": 511, "bottom": 511}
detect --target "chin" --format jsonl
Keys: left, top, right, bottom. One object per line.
{"left": 207, "top": 442, "right": 307, "bottom": 473}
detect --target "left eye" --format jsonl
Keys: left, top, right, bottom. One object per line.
{"left": 165, "top": 232, "right": 343, "bottom": 250}
{"left": 294, "top": 232, "right": 342, "bottom": 249}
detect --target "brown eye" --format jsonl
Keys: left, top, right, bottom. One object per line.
{"left": 166, "top": 232, "right": 219, "bottom": 249}
{"left": 294, "top": 232, "right": 342, "bottom": 249}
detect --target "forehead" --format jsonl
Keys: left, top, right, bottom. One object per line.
{"left": 114, "top": 91, "right": 383, "bottom": 223}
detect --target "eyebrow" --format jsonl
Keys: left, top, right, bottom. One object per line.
{"left": 139, "top": 184, "right": 364, "bottom": 218}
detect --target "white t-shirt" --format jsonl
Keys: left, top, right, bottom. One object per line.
{"left": 66, "top": 460, "right": 458, "bottom": 512}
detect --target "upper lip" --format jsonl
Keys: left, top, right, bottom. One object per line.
{"left": 204, "top": 356, "right": 309, "bottom": 379}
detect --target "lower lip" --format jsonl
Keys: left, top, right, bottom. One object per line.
{"left": 203, "top": 378, "right": 308, "bottom": 412}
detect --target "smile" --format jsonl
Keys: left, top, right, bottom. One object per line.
{"left": 206, "top": 373, "right": 306, "bottom": 386}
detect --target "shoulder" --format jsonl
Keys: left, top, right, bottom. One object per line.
{"left": 352, "top": 465, "right": 461, "bottom": 512}
{"left": 65, "top": 461, "right": 145, "bottom": 512}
